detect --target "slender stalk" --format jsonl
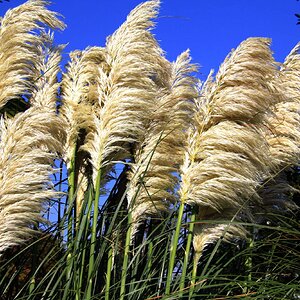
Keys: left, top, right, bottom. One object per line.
{"left": 105, "top": 246, "right": 113, "bottom": 300}
{"left": 72, "top": 185, "right": 92, "bottom": 300}
{"left": 86, "top": 168, "right": 102, "bottom": 298}
{"left": 57, "top": 160, "right": 64, "bottom": 243}
{"left": 165, "top": 201, "right": 185, "bottom": 295}
{"left": 66, "top": 145, "right": 77, "bottom": 291}
{"left": 67, "top": 146, "right": 77, "bottom": 245}
{"left": 120, "top": 132, "right": 166, "bottom": 298}
{"left": 78, "top": 187, "right": 93, "bottom": 296}
{"left": 120, "top": 212, "right": 132, "bottom": 300}
{"left": 189, "top": 253, "right": 199, "bottom": 300}
{"left": 179, "top": 209, "right": 196, "bottom": 297}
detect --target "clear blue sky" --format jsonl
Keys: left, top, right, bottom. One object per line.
{"left": 0, "top": 0, "right": 299, "bottom": 81}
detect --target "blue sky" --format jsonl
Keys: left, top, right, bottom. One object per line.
{"left": 0, "top": 0, "right": 299, "bottom": 81}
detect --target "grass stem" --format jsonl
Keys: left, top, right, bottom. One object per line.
{"left": 86, "top": 168, "right": 102, "bottom": 298}
{"left": 179, "top": 209, "right": 196, "bottom": 297}
{"left": 165, "top": 201, "right": 185, "bottom": 295}
{"left": 105, "top": 246, "right": 113, "bottom": 300}
{"left": 120, "top": 212, "right": 132, "bottom": 300}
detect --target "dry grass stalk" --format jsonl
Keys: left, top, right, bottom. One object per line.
{"left": 127, "top": 50, "right": 198, "bottom": 228}
{"left": 266, "top": 43, "right": 300, "bottom": 169}
{"left": 0, "top": 108, "right": 65, "bottom": 254}
{"left": 257, "top": 43, "right": 300, "bottom": 220}
{"left": 0, "top": 0, "right": 66, "bottom": 254}
{"left": 61, "top": 1, "right": 171, "bottom": 217}
{"left": 206, "top": 38, "right": 278, "bottom": 125}
{"left": 61, "top": 47, "right": 107, "bottom": 169}
{"left": 179, "top": 38, "right": 279, "bottom": 257}
{"left": 80, "top": 0, "right": 171, "bottom": 188}
{"left": 61, "top": 47, "right": 107, "bottom": 217}
{"left": 0, "top": 0, "right": 65, "bottom": 110}
{"left": 30, "top": 31, "right": 65, "bottom": 109}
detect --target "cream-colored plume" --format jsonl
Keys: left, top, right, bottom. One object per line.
{"left": 0, "top": 0, "right": 65, "bottom": 110}
{"left": 80, "top": 0, "right": 171, "bottom": 188}
{"left": 0, "top": 0, "right": 66, "bottom": 254}
{"left": 266, "top": 43, "right": 300, "bottom": 169}
{"left": 31, "top": 31, "right": 65, "bottom": 109}
{"left": 61, "top": 47, "right": 107, "bottom": 169}
{"left": 180, "top": 38, "right": 279, "bottom": 257}
{"left": 193, "top": 207, "right": 247, "bottom": 262}
{"left": 127, "top": 50, "right": 197, "bottom": 230}
{"left": 0, "top": 108, "right": 65, "bottom": 254}
{"left": 207, "top": 38, "right": 277, "bottom": 124}
{"left": 257, "top": 43, "right": 300, "bottom": 219}
{"left": 61, "top": 47, "right": 107, "bottom": 217}
{"left": 61, "top": 1, "right": 171, "bottom": 218}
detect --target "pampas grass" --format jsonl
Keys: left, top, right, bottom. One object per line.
{"left": 81, "top": 0, "right": 170, "bottom": 184}
{"left": 0, "top": 0, "right": 65, "bottom": 255}
{"left": 180, "top": 38, "right": 279, "bottom": 258}
{"left": 0, "top": 0, "right": 64, "bottom": 110}
{"left": 61, "top": 47, "right": 106, "bottom": 221}
{"left": 0, "top": 108, "right": 65, "bottom": 254}
{"left": 0, "top": 1, "right": 299, "bottom": 299}
{"left": 31, "top": 32, "right": 65, "bottom": 109}
{"left": 255, "top": 43, "right": 300, "bottom": 223}
{"left": 266, "top": 43, "right": 300, "bottom": 169}
{"left": 127, "top": 49, "right": 197, "bottom": 229}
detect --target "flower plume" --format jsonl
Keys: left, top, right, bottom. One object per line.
{"left": 180, "top": 38, "right": 278, "bottom": 257}
{"left": 79, "top": 0, "right": 170, "bottom": 187}
{"left": 127, "top": 50, "right": 198, "bottom": 227}
{"left": 0, "top": 109, "right": 65, "bottom": 253}
{"left": 0, "top": 0, "right": 65, "bottom": 110}
{"left": 0, "top": 0, "right": 66, "bottom": 254}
